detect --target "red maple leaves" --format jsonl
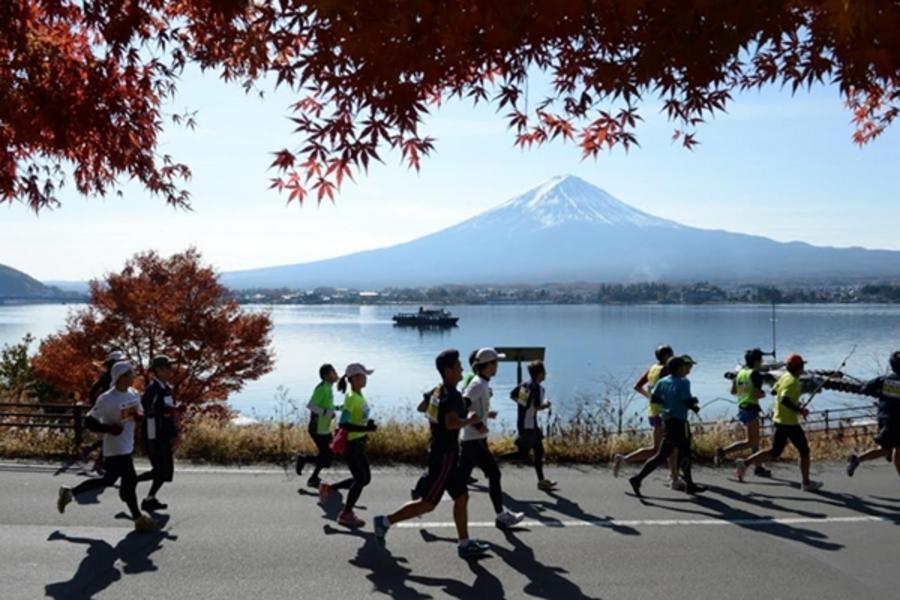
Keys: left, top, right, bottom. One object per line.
{"left": 3, "top": 1, "right": 900, "bottom": 211}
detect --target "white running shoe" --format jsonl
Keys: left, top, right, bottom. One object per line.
{"left": 612, "top": 454, "right": 624, "bottom": 478}
{"left": 57, "top": 486, "right": 73, "bottom": 514}
{"left": 801, "top": 480, "right": 823, "bottom": 492}
{"left": 495, "top": 510, "right": 525, "bottom": 529}
{"left": 670, "top": 478, "right": 687, "bottom": 492}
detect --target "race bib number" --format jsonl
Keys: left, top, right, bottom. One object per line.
{"left": 120, "top": 404, "right": 140, "bottom": 421}
{"left": 426, "top": 387, "right": 441, "bottom": 424}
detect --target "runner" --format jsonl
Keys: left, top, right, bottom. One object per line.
{"left": 80, "top": 349, "right": 126, "bottom": 472}
{"left": 736, "top": 353, "right": 823, "bottom": 491}
{"left": 612, "top": 345, "right": 683, "bottom": 489}
{"left": 714, "top": 348, "right": 771, "bottom": 477}
{"left": 846, "top": 350, "right": 900, "bottom": 478}
{"left": 459, "top": 347, "right": 524, "bottom": 529}
{"left": 56, "top": 360, "right": 156, "bottom": 532}
{"left": 374, "top": 349, "right": 491, "bottom": 558}
{"left": 508, "top": 360, "right": 556, "bottom": 491}
{"left": 296, "top": 364, "right": 339, "bottom": 488}
{"left": 461, "top": 350, "right": 478, "bottom": 390}
{"left": 628, "top": 355, "right": 705, "bottom": 497}
{"left": 136, "top": 355, "right": 178, "bottom": 511}
{"left": 319, "top": 363, "right": 377, "bottom": 528}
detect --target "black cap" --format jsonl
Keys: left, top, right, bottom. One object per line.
{"left": 655, "top": 345, "right": 674, "bottom": 362}
{"left": 150, "top": 355, "right": 173, "bottom": 370}
{"left": 890, "top": 351, "right": 900, "bottom": 374}
{"left": 666, "top": 355, "right": 686, "bottom": 372}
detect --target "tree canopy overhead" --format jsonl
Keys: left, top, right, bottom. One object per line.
{"left": 3, "top": 1, "right": 899, "bottom": 211}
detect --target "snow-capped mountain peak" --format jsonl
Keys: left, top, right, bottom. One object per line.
{"left": 467, "top": 175, "right": 678, "bottom": 230}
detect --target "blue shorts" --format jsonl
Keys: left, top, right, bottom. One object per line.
{"left": 648, "top": 416, "right": 663, "bottom": 428}
{"left": 737, "top": 408, "right": 760, "bottom": 425}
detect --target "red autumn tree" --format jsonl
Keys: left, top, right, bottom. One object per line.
{"left": 3, "top": 1, "right": 899, "bottom": 210}
{"left": 32, "top": 248, "right": 274, "bottom": 414}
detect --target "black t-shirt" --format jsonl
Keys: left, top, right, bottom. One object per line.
{"left": 428, "top": 384, "right": 465, "bottom": 456}
{"left": 750, "top": 370, "right": 764, "bottom": 391}
{"left": 141, "top": 379, "right": 177, "bottom": 442}
{"left": 863, "top": 374, "right": 900, "bottom": 425}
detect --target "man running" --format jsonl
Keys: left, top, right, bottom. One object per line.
{"left": 57, "top": 361, "right": 156, "bottom": 532}
{"left": 460, "top": 348, "right": 524, "bottom": 529}
{"left": 137, "top": 355, "right": 178, "bottom": 511}
{"left": 714, "top": 348, "right": 771, "bottom": 477}
{"left": 80, "top": 349, "right": 126, "bottom": 472}
{"left": 847, "top": 350, "right": 900, "bottom": 478}
{"left": 628, "top": 355, "right": 705, "bottom": 497}
{"left": 508, "top": 360, "right": 556, "bottom": 491}
{"left": 613, "top": 345, "right": 682, "bottom": 489}
{"left": 296, "top": 363, "right": 339, "bottom": 488}
{"left": 374, "top": 349, "right": 491, "bottom": 558}
{"left": 736, "top": 353, "right": 823, "bottom": 491}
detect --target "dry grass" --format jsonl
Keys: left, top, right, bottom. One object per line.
{"left": 0, "top": 416, "right": 879, "bottom": 466}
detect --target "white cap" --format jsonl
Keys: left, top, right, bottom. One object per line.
{"left": 106, "top": 350, "right": 126, "bottom": 363}
{"left": 344, "top": 363, "right": 374, "bottom": 378}
{"left": 109, "top": 360, "right": 134, "bottom": 387}
{"left": 473, "top": 348, "right": 506, "bottom": 366}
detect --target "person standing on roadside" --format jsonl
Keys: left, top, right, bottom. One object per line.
{"left": 319, "top": 363, "right": 377, "bottom": 528}
{"left": 460, "top": 348, "right": 525, "bottom": 530}
{"left": 736, "top": 353, "right": 823, "bottom": 491}
{"left": 846, "top": 350, "right": 900, "bottom": 479}
{"left": 374, "top": 349, "right": 491, "bottom": 559}
{"left": 714, "top": 348, "right": 771, "bottom": 477}
{"left": 136, "top": 356, "right": 178, "bottom": 511}
{"left": 296, "top": 364, "right": 340, "bottom": 489}
{"left": 57, "top": 361, "right": 157, "bottom": 532}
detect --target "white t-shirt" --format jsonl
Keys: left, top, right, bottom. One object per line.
{"left": 461, "top": 376, "right": 491, "bottom": 442}
{"left": 88, "top": 387, "right": 143, "bottom": 457}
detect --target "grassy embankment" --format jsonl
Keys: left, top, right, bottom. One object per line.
{"left": 0, "top": 413, "right": 879, "bottom": 466}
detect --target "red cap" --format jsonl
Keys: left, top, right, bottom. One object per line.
{"left": 785, "top": 353, "right": 806, "bottom": 369}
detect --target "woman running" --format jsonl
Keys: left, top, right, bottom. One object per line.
{"left": 319, "top": 363, "right": 377, "bottom": 528}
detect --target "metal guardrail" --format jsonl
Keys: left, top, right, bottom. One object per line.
{"left": 0, "top": 402, "right": 85, "bottom": 454}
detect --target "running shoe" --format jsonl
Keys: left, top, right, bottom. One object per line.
{"left": 467, "top": 476, "right": 479, "bottom": 485}
{"left": 457, "top": 539, "right": 491, "bottom": 559}
{"left": 306, "top": 476, "right": 321, "bottom": 489}
{"left": 537, "top": 479, "right": 558, "bottom": 491}
{"left": 93, "top": 460, "right": 105, "bottom": 475}
{"left": 374, "top": 515, "right": 390, "bottom": 546}
{"left": 337, "top": 511, "right": 366, "bottom": 528}
{"left": 685, "top": 483, "right": 707, "bottom": 495}
{"left": 670, "top": 478, "right": 687, "bottom": 492}
{"left": 57, "top": 486, "right": 73, "bottom": 514}
{"left": 141, "top": 497, "right": 167, "bottom": 511}
{"left": 318, "top": 482, "right": 332, "bottom": 504}
{"left": 735, "top": 459, "right": 747, "bottom": 483}
{"left": 295, "top": 455, "right": 305, "bottom": 476}
{"left": 78, "top": 445, "right": 92, "bottom": 464}
{"left": 753, "top": 465, "right": 772, "bottom": 478}
{"left": 628, "top": 476, "right": 642, "bottom": 498}
{"left": 133, "top": 515, "right": 159, "bottom": 533}
{"left": 495, "top": 510, "right": 525, "bottom": 530}
{"left": 612, "top": 454, "right": 624, "bottom": 478}
{"left": 846, "top": 453, "right": 860, "bottom": 478}
{"left": 801, "top": 480, "right": 823, "bottom": 492}
{"left": 714, "top": 448, "right": 725, "bottom": 468}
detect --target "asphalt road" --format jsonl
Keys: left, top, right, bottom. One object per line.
{"left": 1, "top": 458, "right": 897, "bottom": 599}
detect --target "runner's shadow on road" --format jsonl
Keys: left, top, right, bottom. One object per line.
{"left": 44, "top": 515, "right": 176, "bottom": 599}
{"left": 502, "top": 490, "right": 640, "bottom": 536}
{"left": 637, "top": 495, "right": 843, "bottom": 551}
{"left": 705, "top": 485, "right": 829, "bottom": 519}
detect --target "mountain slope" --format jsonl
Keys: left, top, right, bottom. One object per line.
{"left": 0, "top": 264, "right": 64, "bottom": 299}
{"left": 221, "top": 175, "right": 900, "bottom": 289}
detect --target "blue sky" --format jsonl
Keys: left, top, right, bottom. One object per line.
{"left": 2, "top": 66, "right": 899, "bottom": 281}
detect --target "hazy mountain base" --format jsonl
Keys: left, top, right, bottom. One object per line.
{"left": 0, "top": 416, "right": 878, "bottom": 466}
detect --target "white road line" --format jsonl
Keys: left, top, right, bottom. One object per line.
{"left": 395, "top": 515, "right": 888, "bottom": 529}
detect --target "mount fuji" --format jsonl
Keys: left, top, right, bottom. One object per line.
{"left": 221, "top": 175, "right": 900, "bottom": 289}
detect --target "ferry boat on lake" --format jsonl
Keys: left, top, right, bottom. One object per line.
{"left": 392, "top": 307, "right": 459, "bottom": 328}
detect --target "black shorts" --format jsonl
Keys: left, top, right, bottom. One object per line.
{"left": 516, "top": 429, "right": 543, "bottom": 450}
{"left": 874, "top": 420, "right": 899, "bottom": 451}
{"left": 460, "top": 439, "right": 500, "bottom": 481}
{"left": 414, "top": 450, "right": 467, "bottom": 506}
{"left": 147, "top": 439, "right": 174, "bottom": 482}
{"left": 770, "top": 424, "right": 810, "bottom": 459}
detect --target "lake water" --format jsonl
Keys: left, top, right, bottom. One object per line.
{"left": 1, "top": 303, "right": 897, "bottom": 426}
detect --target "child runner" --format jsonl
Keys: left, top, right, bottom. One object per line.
{"left": 296, "top": 364, "right": 339, "bottom": 488}
{"left": 319, "top": 363, "right": 377, "bottom": 528}
{"left": 508, "top": 360, "right": 556, "bottom": 491}
{"left": 80, "top": 349, "right": 127, "bottom": 472}
{"left": 736, "top": 353, "right": 823, "bottom": 491}
{"left": 613, "top": 345, "right": 683, "bottom": 490}
{"left": 374, "top": 349, "right": 491, "bottom": 559}
{"left": 714, "top": 348, "right": 771, "bottom": 477}
{"left": 628, "top": 355, "right": 705, "bottom": 497}
{"left": 136, "top": 355, "right": 178, "bottom": 510}
{"left": 847, "top": 350, "right": 900, "bottom": 478}
{"left": 460, "top": 348, "right": 525, "bottom": 529}
{"left": 57, "top": 361, "right": 156, "bottom": 532}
